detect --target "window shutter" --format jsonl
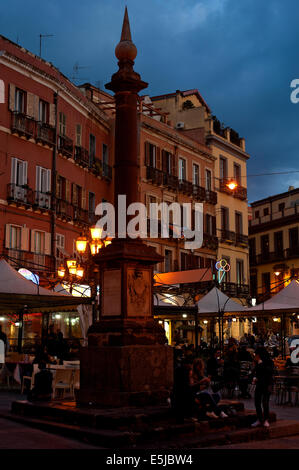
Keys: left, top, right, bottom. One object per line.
{"left": 49, "top": 104, "right": 56, "bottom": 127}
{"left": 5, "top": 224, "right": 11, "bottom": 249}
{"left": 212, "top": 216, "right": 216, "bottom": 236}
{"left": 171, "top": 154, "right": 177, "bottom": 176}
{"left": 9, "top": 84, "right": 15, "bottom": 111}
{"left": 21, "top": 227, "right": 29, "bottom": 251}
{"left": 156, "top": 147, "right": 161, "bottom": 170}
{"left": 46, "top": 169, "right": 51, "bottom": 192}
{"left": 26, "top": 93, "right": 35, "bottom": 118}
{"left": 56, "top": 174, "right": 60, "bottom": 197}
{"left": 45, "top": 232, "right": 51, "bottom": 255}
{"left": 82, "top": 188, "right": 87, "bottom": 210}
{"left": 30, "top": 230, "right": 35, "bottom": 252}
{"left": 11, "top": 157, "right": 16, "bottom": 184}
{"left": 36, "top": 166, "right": 41, "bottom": 192}
{"left": 66, "top": 180, "right": 71, "bottom": 202}
{"left": 23, "top": 161, "right": 28, "bottom": 185}
{"left": 34, "top": 95, "right": 39, "bottom": 120}
{"left": 162, "top": 150, "right": 167, "bottom": 172}
{"left": 144, "top": 141, "right": 149, "bottom": 166}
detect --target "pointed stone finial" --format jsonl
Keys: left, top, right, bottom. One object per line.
{"left": 120, "top": 7, "right": 132, "bottom": 42}
{"left": 115, "top": 7, "right": 137, "bottom": 62}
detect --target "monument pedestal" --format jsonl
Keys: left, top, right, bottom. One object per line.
{"left": 78, "top": 343, "right": 173, "bottom": 407}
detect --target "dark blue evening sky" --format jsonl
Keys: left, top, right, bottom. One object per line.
{"left": 1, "top": 0, "right": 299, "bottom": 202}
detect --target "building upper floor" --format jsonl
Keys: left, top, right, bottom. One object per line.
{"left": 249, "top": 187, "right": 299, "bottom": 266}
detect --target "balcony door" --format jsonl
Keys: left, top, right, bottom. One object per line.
{"left": 179, "top": 158, "right": 186, "bottom": 181}
{"left": 289, "top": 227, "right": 298, "bottom": 249}
{"left": 11, "top": 157, "right": 28, "bottom": 201}
{"left": 193, "top": 163, "right": 200, "bottom": 186}
{"left": 36, "top": 166, "right": 51, "bottom": 208}
{"left": 274, "top": 231, "right": 284, "bottom": 257}
{"left": 261, "top": 234, "right": 270, "bottom": 261}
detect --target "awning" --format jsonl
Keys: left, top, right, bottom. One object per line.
{"left": 197, "top": 286, "right": 245, "bottom": 316}
{"left": 154, "top": 268, "right": 212, "bottom": 286}
{"left": 0, "top": 259, "right": 91, "bottom": 313}
{"left": 245, "top": 280, "right": 299, "bottom": 315}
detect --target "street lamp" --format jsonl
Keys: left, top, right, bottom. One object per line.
{"left": 226, "top": 181, "right": 238, "bottom": 191}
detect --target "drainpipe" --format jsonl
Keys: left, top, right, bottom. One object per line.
{"left": 51, "top": 92, "right": 58, "bottom": 271}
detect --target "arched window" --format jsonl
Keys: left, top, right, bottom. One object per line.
{"left": 0, "top": 80, "right": 4, "bottom": 104}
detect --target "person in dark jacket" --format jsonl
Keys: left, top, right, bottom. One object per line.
{"left": 172, "top": 356, "right": 194, "bottom": 423}
{"left": 251, "top": 346, "right": 274, "bottom": 428}
{"left": 28, "top": 362, "right": 53, "bottom": 401}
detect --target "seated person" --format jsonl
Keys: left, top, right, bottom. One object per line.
{"left": 191, "top": 358, "right": 228, "bottom": 420}
{"left": 27, "top": 362, "right": 53, "bottom": 402}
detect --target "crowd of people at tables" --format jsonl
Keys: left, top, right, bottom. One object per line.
{"left": 171, "top": 332, "right": 284, "bottom": 428}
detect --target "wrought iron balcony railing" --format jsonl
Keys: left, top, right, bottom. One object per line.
{"left": 163, "top": 173, "right": 178, "bottom": 191}
{"left": 193, "top": 184, "right": 206, "bottom": 201}
{"left": 7, "top": 183, "right": 33, "bottom": 206}
{"left": 11, "top": 112, "right": 36, "bottom": 139}
{"left": 33, "top": 191, "right": 51, "bottom": 211}
{"left": 56, "top": 199, "right": 73, "bottom": 221}
{"left": 74, "top": 146, "right": 89, "bottom": 168}
{"left": 146, "top": 166, "right": 163, "bottom": 185}
{"left": 58, "top": 135, "right": 73, "bottom": 158}
{"left": 205, "top": 190, "right": 217, "bottom": 205}
{"left": 220, "top": 229, "right": 236, "bottom": 243}
{"left": 36, "top": 122, "right": 55, "bottom": 147}
{"left": 178, "top": 179, "right": 193, "bottom": 196}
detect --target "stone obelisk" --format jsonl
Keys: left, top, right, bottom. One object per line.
{"left": 78, "top": 8, "right": 173, "bottom": 407}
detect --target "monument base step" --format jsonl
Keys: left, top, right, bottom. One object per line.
{"left": 0, "top": 399, "right": 290, "bottom": 448}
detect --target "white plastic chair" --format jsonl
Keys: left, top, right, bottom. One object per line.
{"left": 21, "top": 364, "right": 40, "bottom": 393}
{"left": 52, "top": 369, "right": 73, "bottom": 399}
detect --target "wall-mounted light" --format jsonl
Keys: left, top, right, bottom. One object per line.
{"left": 182, "top": 314, "right": 188, "bottom": 319}
{"left": 251, "top": 298, "right": 256, "bottom": 306}
{"left": 232, "top": 318, "right": 237, "bottom": 322}
{"left": 274, "top": 271, "right": 281, "bottom": 277}
{"left": 203, "top": 320, "right": 208, "bottom": 324}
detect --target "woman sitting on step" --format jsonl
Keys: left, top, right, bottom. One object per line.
{"left": 191, "top": 358, "right": 228, "bottom": 420}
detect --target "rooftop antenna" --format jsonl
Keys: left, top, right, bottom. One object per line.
{"left": 39, "top": 33, "right": 54, "bottom": 57}
{"left": 71, "top": 61, "right": 90, "bottom": 82}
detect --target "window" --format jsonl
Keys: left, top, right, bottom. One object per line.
{"left": 181, "top": 252, "right": 188, "bottom": 271}
{"left": 262, "top": 272, "right": 271, "bottom": 295}
{"left": 34, "top": 231, "right": 45, "bottom": 254}
{"left": 274, "top": 231, "right": 283, "bottom": 254}
{"left": 278, "top": 202, "right": 285, "bottom": 212}
{"left": 234, "top": 163, "right": 241, "bottom": 184}
{"left": 249, "top": 238, "right": 256, "bottom": 260}
{"left": 88, "top": 191, "right": 95, "bottom": 221}
{"left": 220, "top": 157, "right": 227, "bottom": 181}
{"left": 103, "top": 143, "right": 109, "bottom": 165}
{"left": 57, "top": 176, "right": 66, "bottom": 200}
{"left": 39, "top": 100, "right": 49, "bottom": 123}
{"left": 148, "top": 143, "right": 156, "bottom": 168}
{"left": 164, "top": 249, "right": 173, "bottom": 272}
{"left": 235, "top": 212, "right": 243, "bottom": 234}
{"left": 205, "top": 214, "right": 213, "bottom": 235}
{"left": 36, "top": 166, "right": 51, "bottom": 193}
{"left": 56, "top": 233, "right": 65, "bottom": 262}
{"left": 193, "top": 163, "right": 200, "bottom": 185}
{"left": 162, "top": 150, "right": 173, "bottom": 175}
{"left": 15, "top": 88, "right": 26, "bottom": 113}
{"left": 263, "top": 207, "right": 269, "bottom": 216}
{"left": 261, "top": 234, "right": 270, "bottom": 260}
{"left": 10, "top": 225, "right": 21, "bottom": 250}
{"left": 59, "top": 112, "right": 66, "bottom": 136}
{"left": 205, "top": 169, "right": 212, "bottom": 191}
{"left": 236, "top": 260, "right": 244, "bottom": 286}
{"left": 222, "top": 256, "right": 230, "bottom": 282}
{"left": 89, "top": 134, "right": 96, "bottom": 166}
{"left": 221, "top": 207, "right": 229, "bottom": 230}
{"left": 289, "top": 227, "right": 298, "bottom": 248}
{"left": 255, "top": 210, "right": 260, "bottom": 218}
{"left": 11, "top": 157, "right": 27, "bottom": 187}
{"left": 72, "top": 184, "right": 82, "bottom": 208}
{"left": 76, "top": 124, "right": 82, "bottom": 146}
{"left": 179, "top": 158, "right": 186, "bottom": 181}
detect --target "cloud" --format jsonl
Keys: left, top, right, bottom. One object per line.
{"left": 161, "top": 0, "right": 228, "bottom": 34}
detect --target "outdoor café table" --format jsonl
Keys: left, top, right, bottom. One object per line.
{"left": 274, "top": 374, "right": 299, "bottom": 405}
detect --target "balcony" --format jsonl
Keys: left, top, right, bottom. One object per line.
{"left": 56, "top": 199, "right": 73, "bottom": 222}
{"left": 58, "top": 135, "right": 73, "bottom": 159}
{"left": 163, "top": 173, "right": 178, "bottom": 192}
{"left": 203, "top": 233, "right": 218, "bottom": 250}
{"left": 219, "top": 180, "right": 247, "bottom": 200}
{"left": 74, "top": 146, "right": 89, "bottom": 168}
{"left": 193, "top": 184, "right": 206, "bottom": 201}
{"left": 236, "top": 233, "right": 248, "bottom": 246}
{"left": 220, "top": 229, "right": 236, "bottom": 244}
{"left": 90, "top": 158, "right": 112, "bottom": 181}
{"left": 11, "top": 112, "right": 36, "bottom": 139}
{"left": 33, "top": 191, "right": 51, "bottom": 211}
{"left": 205, "top": 190, "right": 217, "bottom": 205}
{"left": 73, "top": 206, "right": 89, "bottom": 226}
{"left": 4, "top": 248, "right": 52, "bottom": 273}
{"left": 251, "top": 247, "right": 299, "bottom": 265}
{"left": 178, "top": 179, "right": 193, "bottom": 196}
{"left": 7, "top": 184, "right": 33, "bottom": 207}
{"left": 146, "top": 166, "right": 163, "bottom": 185}
{"left": 36, "top": 122, "right": 55, "bottom": 147}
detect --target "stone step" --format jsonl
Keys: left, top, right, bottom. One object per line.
{"left": 10, "top": 399, "right": 244, "bottom": 431}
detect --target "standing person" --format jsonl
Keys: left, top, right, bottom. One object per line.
{"left": 251, "top": 346, "right": 274, "bottom": 428}
{"left": 171, "top": 357, "right": 194, "bottom": 423}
